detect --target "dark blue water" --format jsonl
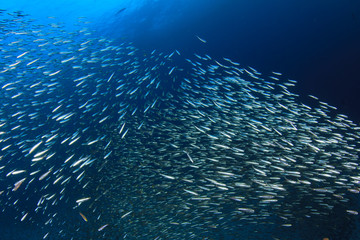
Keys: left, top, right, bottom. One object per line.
{"left": 96, "top": 0, "right": 360, "bottom": 123}
{"left": 2, "top": 0, "right": 360, "bottom": 124}
{"left": 1, "top": 1, "right": 360, "bottom": 239}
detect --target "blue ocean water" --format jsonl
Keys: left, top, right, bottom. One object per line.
{"left": 1, "top": 0, "right": 360, "bottom": 239}
{"left": 2, "top": 0, "right": 360, "bottom": 121}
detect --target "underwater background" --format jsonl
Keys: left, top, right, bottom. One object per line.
{"left": 1, "top": 0, "right": 360, "bottom": 239}
{"left": 2, "top": 0, "right": 360, "bottom": 123}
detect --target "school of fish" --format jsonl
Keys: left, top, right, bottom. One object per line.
{"left": 0, "top": 10, "right": 359, "bottom": 240}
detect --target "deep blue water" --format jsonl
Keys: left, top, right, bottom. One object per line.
{"left": 1, "top": 1, "right": 360, "bottom": 239}
{"left": 95, "top": 0, "right": 360, "bottom": 123}
{"left": 4, "top": 0, "right": 359, "bottom": 122}
{"left": 2, "top": 0, "right": 360, "bottom": 118}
